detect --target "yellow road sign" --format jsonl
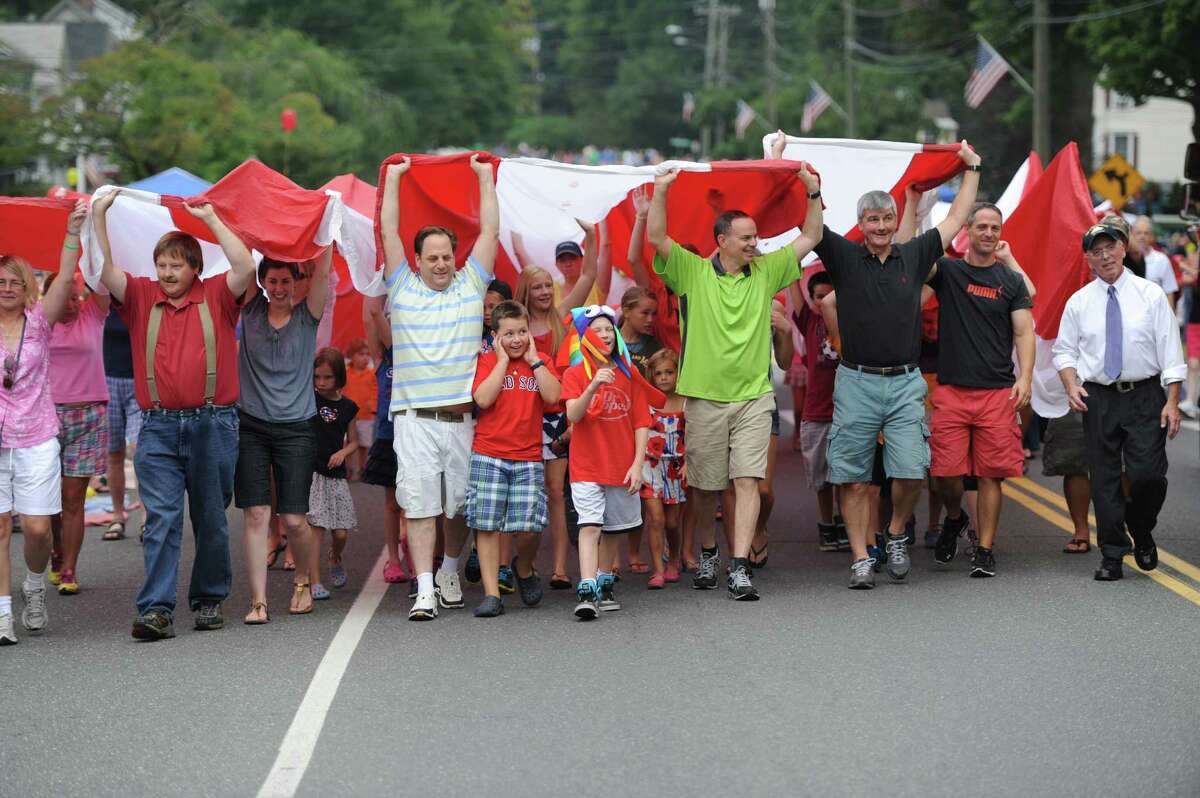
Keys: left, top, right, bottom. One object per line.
{"left": 1089, "top": 153, "right": 1145, "bottom": 209}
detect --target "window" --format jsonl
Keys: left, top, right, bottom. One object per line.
{"left": 1108, "top": 133, "right": 1138, "bottom": 166}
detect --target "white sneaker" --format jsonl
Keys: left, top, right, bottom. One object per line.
{"left": 407, "top": 591, "right": 438, "bottom": 621}
{"left": 0, "top": 611, "right": 16, "bottom": 645}
{"left": 1179, "top": 400, "right": 1198, "bottom": 419}
{"left": 21, "top": 582, "right": 46, "bottom": 632}
{"left": 434, "top": 570, "right": 463, "bottom": 608}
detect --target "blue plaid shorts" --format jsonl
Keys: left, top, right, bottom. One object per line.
{"left": 466, "top": 453, "right": 547, "bottom": 533}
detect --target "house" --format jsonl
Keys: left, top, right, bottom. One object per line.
{"left": 1092, "top": 86, "right": 1194, "bottom": 184}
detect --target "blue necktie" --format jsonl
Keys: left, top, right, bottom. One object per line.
{"left": 1104, "top": 285, "right": 1122, "bottom": 381}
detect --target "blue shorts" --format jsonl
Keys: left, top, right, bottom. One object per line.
{"left": 828, "top": 365, "right": 929, "bottom": 484}
{"left": 466, "top": 453, "right": 547, "bottom": 533}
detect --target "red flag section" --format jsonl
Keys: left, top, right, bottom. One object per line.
{"left": 322, "top": 172, "right": 377, "bottom": 351}
{"left": 0, "top": 196, "right": 78, "bottom": 271}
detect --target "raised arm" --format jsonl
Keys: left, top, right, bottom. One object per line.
{"left": 791, "top": 162, "right": 824, "bottom": 260}
{"left": 557, "top": 219, "right": 598, "bottom": 314}
{"left": 362, "top": 293, "right": 391, "bottom": 363}
{"left": 183, "top": 201, "right": 255, "bottom": 299}
{"left": 769, "top": 129, "right": 787, "bottom": 160}
{"left": 935, "top": 140, "right": 981, "bottom": 249}
{"left": 468, "top": 154, "right": 498, "bottom": 275}
{"left": 595, "top": 220, "right": 613, "bottom": 304}
{"left": 509, "top": 230, "right": 535, "bottom": 271}
{"left": 43, "top": 200, "right": 88, "bottom": 325}
{"left": 305, "top": 245, "right": 333, "bottom": 319}
{"left": 381, "top": 158, "right": 411, "bottom": 279}
{"left": 647, "top": 169, "right": 680, "bottom": 261}
{"left": 91, "top": 190, "right": 128, "bottom": 304}
{"left": 995, "top": 241, "right": 1036, "bottom": 299}
{"left": 627, "top": 186, "right": 653, "bottom": 288}
{"left": 896, "top": 185, "right": 920, "bottom": 244}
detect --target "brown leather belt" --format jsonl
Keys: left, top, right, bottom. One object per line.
{"left": 413, "top": 409, "right": 469, "bottom": 423}
{"left": 840, "top": 361, "right": 919, "bottom": 377}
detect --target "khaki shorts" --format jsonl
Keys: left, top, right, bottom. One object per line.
{"left": 683, "top": 394, "right": 774, "bottom": 491}
{"left": 392, "top": 410, "right": 475, "bottom": 520}
{"left": 799, "top": 419, "right": 831, "bottom": 490}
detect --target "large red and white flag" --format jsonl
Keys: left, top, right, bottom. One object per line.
{"left": 0, "top": 196, "right": 80, "bottom": 271}
{"left": 939, "top": 149, "right": 1044, "bottom": 256}
{"left": 321, "top": 172, "right": 378, "bottom": 350}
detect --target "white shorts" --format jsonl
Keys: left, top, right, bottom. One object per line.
{"left": 570, "top": 482, "right": 642, "bottom": 532}
{"left": 354, "top": 419, "right": 374, "bottom": 449}
{"left": 0, "top": 438, "right": 63, "bottom": 516}
{"left": 392, "top": 410, "right": 474, "bottom": 520}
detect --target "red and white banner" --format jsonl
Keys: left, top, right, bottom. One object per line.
{"left": 0, "top": 196, "right": 81, "bottom": 271}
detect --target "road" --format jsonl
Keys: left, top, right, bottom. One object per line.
{"left": 4, "top": 405, "right": 1199, "bottom": 798}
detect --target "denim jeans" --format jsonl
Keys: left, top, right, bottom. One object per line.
{"left": 133, "top": 405, "right": 239, "bottom": 616}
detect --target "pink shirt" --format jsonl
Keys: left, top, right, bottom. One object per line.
{"left": 0, "top": 303, "right": 59, "bottom": 448}
{"left": 48, "top": 300, "right": 109, "bottom": 405}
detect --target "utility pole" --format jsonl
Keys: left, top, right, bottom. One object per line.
{"left": 761, "top": 0, "right": 777, "bottom": 126}
{"left": 843, "top": 0, "right": 856, "bottom": 137}
{"left": 700, "top": 0, "right": 719, "bottom": 159}
{"left": 1033, "top": 0, "right": 1051, "bottom": 162}
{"left": 714, "top": 4, "right": 738, "bottom": 150}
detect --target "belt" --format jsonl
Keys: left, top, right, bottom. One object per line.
{"left": 840, "top": 361, "right": 919, "bottom": 377}
{"left": 1086, "top": 377, "right": 1157, "bottom": 394}
{"left": 412, "top": 409, "right": 469, "bottom": 423}
{"left": 144, "top": 404, "right": 235, "bottom": 417}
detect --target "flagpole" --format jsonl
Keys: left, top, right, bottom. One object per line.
{"left": 981, "top": 36, "right": 1035, "bottom": 96}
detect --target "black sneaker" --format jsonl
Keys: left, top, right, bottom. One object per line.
{"left": 935, "top": 512, "right": 969, "bottom": 565}
{"left": 871, "top": 532, "right": 887, "bottom": 572}
{"left": 904, "top": 515, "right": 917, "bottom": 547}
{"left": 574, "top": 579, "right": 599, "bottom": 620}
{"left": 727, "top": 564, "right": 760, "bottom": 601}
{"left": 514, "top": 558, "right": 543, "bottom": 607}
{"left": 464, "top": 547, "right": 482, "bottom": 585}
{"left": 692, "top": 549, "right": 719, "bottom": 590}
{"left": 131, "top": 608, "right": 175, "bottom": 641}
{"left": 194, "top": 602, "right": 224, "bottom": 631}
{"left": 817, "top": 522, "right": 839, "bottom": 552}
{"left": 970, "top": 546, "right": 996, "bottom": 578}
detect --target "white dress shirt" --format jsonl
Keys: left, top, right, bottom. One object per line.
{"left": 1143, "top": 249, "right": 1178, "bottom": 295}
{"left": 1052, "top": 268, "right": 1186, "bottom": 386}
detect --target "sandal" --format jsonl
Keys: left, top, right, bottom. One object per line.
{"left": 244, "top": 601, "right": 270, "bottom": 625}
{"left": 103, "top": 521, "right": 125, "bottom": 541}
{"left": 1063, "top": 538, "right": 1091, "bottom": 554}
{"left": 266, "top": 538, "right": 288, "bottom": 569}
{"left": 749, "top": 541, "right": 769, "bottom": 569}
{"left": 289, "top": 581, "right": 313, "bottom": 614}
{"left": 628, "top": 561, "right": 651, "bottom": 575}
{"left": 282, "top": 558, "right": 296, "bottom": 572}
{"left": 549, "top": 574, "right": 572, "bottom": 590}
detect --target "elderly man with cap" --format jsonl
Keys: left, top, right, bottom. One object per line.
{"left": 1052, "top": 220, "right": 1185, "bottom": 581}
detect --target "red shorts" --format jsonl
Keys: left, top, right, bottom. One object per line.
{"left": 929, "top": 384, "right": 1023, "bottom": 479}
{"left": 1186, "top": 323, "right": 1200, "bottom": 360}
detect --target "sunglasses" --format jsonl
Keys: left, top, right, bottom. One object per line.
{"left": 3, "top": 355, "right": 14, "bottom": 390}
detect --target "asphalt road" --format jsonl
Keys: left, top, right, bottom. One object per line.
{"left": 3, "top": 405, "right": 1199, "bottom": 798}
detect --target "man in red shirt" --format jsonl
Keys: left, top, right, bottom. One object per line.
{"left": 467, "top": 300, "right": 561, "bottom": 617}
{"left": 93, "top": 191, "right": 256, "bottom": 640}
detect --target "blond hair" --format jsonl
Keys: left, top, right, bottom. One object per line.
{"left": 515, "top": 266, "right": 567, "bottom": 353}
{"left": 0, "top": 255, "right": 38, "bottom": 309}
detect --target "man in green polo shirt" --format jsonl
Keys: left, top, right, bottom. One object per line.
{"left": 647, "top": 163, "right": 822, "bottom": 599}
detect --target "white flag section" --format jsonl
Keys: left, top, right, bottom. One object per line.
{"left": 335, "top": 201, "right": 384, "bottom": 297}
{"left": 928, "top": 153, "right": 1036, "bottom": 230}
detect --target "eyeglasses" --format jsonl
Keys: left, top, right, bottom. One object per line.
{"left": 0, "top": 279, "right": 25, "bottom": 289}
{"left": 3, "top": 356, "right": 14, "bottom": 390}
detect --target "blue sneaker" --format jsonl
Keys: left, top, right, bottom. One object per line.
{"left": 596, "top": 572, "right": 620, "bottom": 612}
{"left": 311, "top": 583, "right": 331, "bottom": 601}
{"left": 574, "top": 579, "right": 599, "bottom": 620}
{"left": 464, "top": 547, "right": 481, "bottom": 585}
{"left": 498, "top": 565, "right": 516, "bottom": 595}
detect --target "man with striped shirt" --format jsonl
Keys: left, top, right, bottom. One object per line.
{"left": 380, "top": 154, "right": 498, "bottom": 620}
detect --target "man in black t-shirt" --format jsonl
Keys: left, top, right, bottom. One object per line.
{"left": 927, "top": 202, "right": 1035, "bottom": 578}
{"left": 813, "top": 139, "right": 982, "bottom": 589}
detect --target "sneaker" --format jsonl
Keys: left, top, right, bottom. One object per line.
{"left": 311, "top": 583, "right": 331, "bottom": 600}
{"left": 497, "top": 565, "right": 516, "bottom": 595}
{"left": 514, "top": 560, "right": 543, "bottom": 607}
{"left": 330, "top": 563, "right": 347, "bottom": 589}
{"left": 0, "top": 611, "right": 15, "bottom": 645}
{"left": 647, "top": 573, "right": 665, "bottom": 590}
{"left": 885, "top": 534, "right": 911, "bottom": 581}
{"left": 57, "top": 568, "right": 79, "bottom": 595}
{"left": 964, "top": 527, "right": 980, "bottom": 559}
{"left": 692, "top": 549, "right": 720, "bottom": 590}
{"left": 574, "top": 579, "right": 599, "bottom": 620}
{"left": 924, "top": 524, "right": 942, "bottom": 549}
{"left": 131, "top": 608, "right": 175, "bottom": 640}
{"left": 464, "top": 547, "right": 482, "bottom": 585}
{"left": 434, "top": 569, "right": 464, "bottom": 608}
{"left": 970, "top": 546, "right": 996, "bottom": 578}
{"left": 382, "top": 561, "right": 409, "bottom": 583}
{"left": 848, "top": 558, "right": 875, "bottom": 589}
{"left": 935, "top": 512, "right": 969, "bottom": 565}
{"left": 817, "top": 522, "right": 839, "bottom": 551}
{"left": 727, "top": 565, "right": 760, "bottom": 601}
{"left": 194, "top": 602, "right": 224, "bottom": 631}
{"left": 597, "top": 574, "right": 621, "bottom": 611}
{"left": 20, "top": 581, "right": 47, "bottom": 632}
{"left": 408, "top": 591, "right": 438, "bottom": 620}
{"left": 473, "top": 595, "right": 505, "bottom": 617}
{"left": 47, "top": 552, "right": 63, "bottom": 586}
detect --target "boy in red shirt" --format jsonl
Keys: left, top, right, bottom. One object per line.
{"left": 467, "top": 301, "right": 561, "bottom": 617}
{"left": 560, "top": 305, "right": 655, "bottom": 620}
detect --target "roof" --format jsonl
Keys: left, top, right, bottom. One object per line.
{"left": 125, "top": 167, "right": 213, "bottom": 196}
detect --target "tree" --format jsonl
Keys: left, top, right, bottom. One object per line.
{"left": 1080, "top": 0, "right": 1200, "bottom": 141}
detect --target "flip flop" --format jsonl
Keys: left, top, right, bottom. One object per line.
{"left": 749, "top": 541, "right": 769, "bottom": 569}
{"left": 1063, "top": 538, "right": 1091, "bottom": 554}
{"left": 103, "top": 521, "right": 125, "bottom": 541}
{"left": 266, "top": 538, "right": 288, "bottom": 569}
{"left": 628, "top": 562, "right": 651, "bottom": 575}
{"left": 549, "top": 574, "right": 572, "bottom": 590}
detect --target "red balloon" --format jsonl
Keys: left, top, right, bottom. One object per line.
{"left": 280, "top": 108, "right": 297, "bottom": 132}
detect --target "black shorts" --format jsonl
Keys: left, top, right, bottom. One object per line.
{"left": 234, "top": 412, "right": 316, "bottom": 514}
{"left": 362, "top": 437, "right": 398, "bottom": 487}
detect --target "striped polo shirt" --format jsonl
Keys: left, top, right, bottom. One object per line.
{"left": 386, "top": 256, "right": 489, "bottom": 412}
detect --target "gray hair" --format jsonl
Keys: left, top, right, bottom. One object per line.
{"left": 966, "top": 202, "right": 1003, "bottom": 226}
{"left": 857, "top": 190, "right": 897, "bottom": 220}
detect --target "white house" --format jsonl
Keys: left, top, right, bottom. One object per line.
{"left": 1092, "top": 85, "right": 1195, "bottom": 183}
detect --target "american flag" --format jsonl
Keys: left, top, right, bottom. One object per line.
{"left": 801, "top": 81, "right": 833, "bottom": 132}
{"left": 964, "top": 37, "right": 1011, "bottom": 108}
{"left": 734, "top": 100, "right": 757, "bottom": 140}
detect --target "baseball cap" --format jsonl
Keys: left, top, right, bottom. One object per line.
{"left": 486, "top": 279, "right": 512, "bottom": 300}
{"left": 555, "top": 241, "right": 583, "bottom": 259}
{"left": 1082, "top": 222, "right": 1128, "bottom": 251}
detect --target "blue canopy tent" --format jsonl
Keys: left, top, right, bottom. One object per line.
{"left": 125, "top": 167, "right": 212, "bottom": 196}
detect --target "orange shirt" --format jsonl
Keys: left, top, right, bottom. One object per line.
{"left": 343, "top": 365, "right": 377, "bottom": 420}
{"left": 560, "top": 363, "right": 652, "bottom": 486}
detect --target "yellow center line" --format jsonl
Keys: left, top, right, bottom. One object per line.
{"left": 1009, "top": 476, "right": 1200, "bottom": 586}
{"left": 1001, "top": 481, "right": 1200, "bottom": 607}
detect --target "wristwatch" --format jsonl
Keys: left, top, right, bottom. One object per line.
{"left": 807, "top": 190, "right": 821, "bottom": 200}
{"left": 966, "top": 164, "right": 981, "bottom": 172}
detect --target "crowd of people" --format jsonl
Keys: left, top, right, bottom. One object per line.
{"left": 0, "top": 137, "right": 1189, "bottom": 643}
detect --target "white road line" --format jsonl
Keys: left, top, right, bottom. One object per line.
{"left": 257, "top": 546, "right": 390, "bottom": 798}
{"left": 1181, "top": 419, "right": 1199, "bottom": 433}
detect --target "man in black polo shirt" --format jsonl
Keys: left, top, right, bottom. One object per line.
{"left": 928, "top": 203, "right": 1036, "bottom": 578}
{"left": 814, "top": 140, "right": 981, "bottom": 589}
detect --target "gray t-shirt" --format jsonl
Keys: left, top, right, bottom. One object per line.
{"left": 237, "top": 294, "right": 319, "bottom": 422}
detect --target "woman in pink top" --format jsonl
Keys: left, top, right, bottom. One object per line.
{"left": 0, "top": 200, "right": 89, "bottom": 646}
{"left": 43, "top": 267, "right": 110, "bottom": 596}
